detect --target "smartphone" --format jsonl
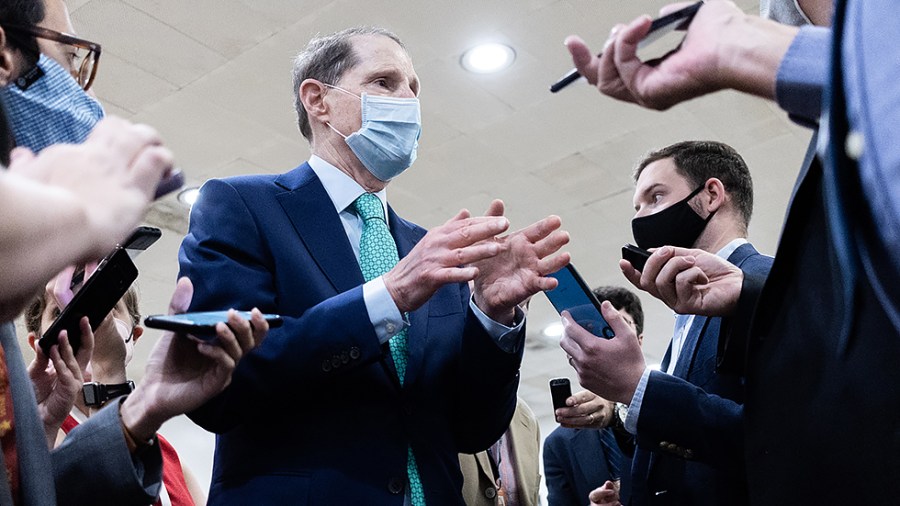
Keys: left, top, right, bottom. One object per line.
{"left": 545, "top": 263, "right": 615, "bottom": 339}
{"left": 154, "top": 168, "right": 185, "bottom": 200}
{"left": 550, "top": 377, "right": 572, "bottom": 411}
{"left": 39, "top": 248, "right": 138, "bottom": 355}
{"left": 144, "top": 311, "right": 284, "bottom": 340}
{"left": 550, "top": 1, "right": 704, "bottom": 92}
{"left": 622, "top": 243, "right": 652, "bottom": 272}
{"left": 69, "top": 226, "right": 162, "bottom": 290}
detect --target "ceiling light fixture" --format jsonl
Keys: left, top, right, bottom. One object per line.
{"left": 177, "top": 186, "right": 200, "bottom": 207}
{"left": 460, "top": 42, "right": 516, "bottom": 74}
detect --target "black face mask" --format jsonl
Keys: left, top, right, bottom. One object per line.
{"left": 631, "top": 185, "right": 716, "bottom": 250}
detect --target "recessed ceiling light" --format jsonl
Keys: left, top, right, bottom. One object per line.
{"left": 542, "top": 322, "right": 564, "bottom": 338}
{"left": 460, "top": 43, "right": 516, "bottom": 74}
{"left": 177, "top": 186, "right": 200, "bottom": 207}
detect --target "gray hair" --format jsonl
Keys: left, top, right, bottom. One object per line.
{"left": 292, "top": 26, "right": 405, "bottom": 141}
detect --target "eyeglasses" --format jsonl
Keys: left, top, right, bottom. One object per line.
{"left": 2, "top": 23, "right": 102, "bottom": 91}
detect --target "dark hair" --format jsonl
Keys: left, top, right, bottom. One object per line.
{"left": 292, "top": 26, "right": 404, "bottom": 141}
{"left": 24, "top": 284, "right": 141, "bottom": 335}
{"left": 634, "top": 141, "right": 754, "bottom": 230}
{"left": 0, "top": 0, "right": 45, "bottom": 68}
{"left": 592, "top": 285, "right": 644, "bottom": 335}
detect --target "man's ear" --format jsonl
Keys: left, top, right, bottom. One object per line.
{"left": 131, "top": 325, "right": 144, "bottom": 344}
{"left": 27, "top": 332, "right": 38, "bottom": 353}
{"left": 0, "top": 28, "right": 15, "bottom": 87}
{"left": 637, "top": 333, "right": 644, "bottom": 346}
{"left": 299, "top": 78, "right": 330, "bottom": 126}
{"left": 703, "top": 177, "right": 727, "bottom": 214}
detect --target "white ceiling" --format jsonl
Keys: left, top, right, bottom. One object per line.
{"left": 44, "top": 0, "right": 811, "bottom": 490}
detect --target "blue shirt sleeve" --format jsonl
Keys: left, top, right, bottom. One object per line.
{"left": 775, "top": 25, "right": 831, "bottom": 127}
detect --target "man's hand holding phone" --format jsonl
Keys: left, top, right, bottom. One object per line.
{"left": 119, "top": 277, "right": 269, "bottom": 445}
{"left": 620, "top": 245, "right": 743, "bottom": 317}
{"left": 560, "top": 300, "right": 645, "bottom": 405}
{"left": 563, "top": 1, "right": 797, "bottom": 109}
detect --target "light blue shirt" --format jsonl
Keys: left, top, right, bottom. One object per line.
{"left": 307, "top": 156, "right": 524, "bottom": 352}
{"left": 625, "top": 238, "right": 747, "bottom": 434}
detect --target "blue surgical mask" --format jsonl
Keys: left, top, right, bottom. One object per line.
{"left": 325, "top": 84, "right": 421, "bottom": 182}
{"left": 0, "top": 54, "right": 104, "bottom": 153}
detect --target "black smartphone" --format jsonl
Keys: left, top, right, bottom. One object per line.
{"left": 144, "top": 311, "right": 284, "bottom": 340}
{"left": 123, "top": 226, "right": 162, "bottom": 251}
{"left": 154, "top": 168, "right": 185, "bottom": 200}
{"left": 69, "top": 226, "right": 162, "bottom": 290}
{"left": 550, "top": 1, "right": 703, "bottom": 92}
{"left": 622, "top": 243, "right": 652, "bottom": 272}
{"left": 550, "top": 377, "right": 572, "bottom": 411}
{"left": 545, "top": 263, "right": 615, "bottom": 339}
{"left": 39, "top": 248, "right": 138, "bottom": 355}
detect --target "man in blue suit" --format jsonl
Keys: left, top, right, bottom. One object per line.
{"left": 179, "top": 26, "right": 570, "bottom": 505}
{"left": 544, "top": 286, "right": 643, "bottom": 506}
{"left": 562, "top": 1, "right": 900, "bottom": 503}
{"left": 562, "top": 141, "right": 773, "bottom": 505}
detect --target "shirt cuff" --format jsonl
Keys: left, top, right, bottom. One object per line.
{"left": 624, "top": 367, "right": 653, "bottom": 435}
{"left": 363, "top": 276, "right": 408, "bottom": 345}
{"left": 468, "top": 297, "right": 525, "bottom": 354}
{"left": 775, "top": 25, "right": 831, "bottom": 126}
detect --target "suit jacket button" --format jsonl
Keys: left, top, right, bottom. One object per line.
{"left": 331, "top": 355, "right": 342, "bottom": 368}
{"left": 341, "top": 352, "right": 349, "bottom": 364}
{"left": 659, "top": 441, "right": 669, "bottom": 449}
{"left": 388, "top": 477, "right": 404, "bottom": 494}
{"left": 349, "top": 347, "right": 361, "bottom": 360}
{"left": 845, "top": 131, "right": 865, "bottom": 160}
{"left": 484, "top": 487, "right": 497, "bottom": 499}
{"left": 322, "top": 360, "right": 332, "bottom": 372}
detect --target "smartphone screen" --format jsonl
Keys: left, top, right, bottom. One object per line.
{"left": 144, "top": 311, "right": 283, "bottom": 340}
{"left": 545, "top": 264, "right": 615, "bottom": 339}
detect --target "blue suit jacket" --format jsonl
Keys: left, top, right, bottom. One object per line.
{"left": 178, "top": 163, "right": 522, "bottom": 505}
{"left": 543, "top": 427, "right": 623, "bottom": 506}
{"left": 724, "top": 2, "right": 900, "bottom": 502}
{"left": 627, "top": 243, "right": 772, "bottom": 506}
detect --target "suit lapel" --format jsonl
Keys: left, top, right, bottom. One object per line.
{"left": 274, "top": 163, "right": 364, "bottom": 294}
{"left": 672, "top": 316, "right": 708, "bottom": 379}
{"left": 507, "top": 404, "right": 539, "bottom": 506}
{"left": 671, "top": 243, "right": 757, "bottom": 379}
{"left": 659, "top": 343, "right": 673, "bottom": 372}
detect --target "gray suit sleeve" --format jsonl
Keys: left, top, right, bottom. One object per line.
{"left": 52, "top": 399, "right": 162, "bottom": 506}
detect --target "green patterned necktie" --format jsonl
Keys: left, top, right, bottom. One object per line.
{"left": 353, "top": 193, "right": 425, "bottom": 506}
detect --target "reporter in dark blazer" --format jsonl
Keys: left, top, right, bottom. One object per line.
{"left": 562, "top": 142, "right": 772, "bottom": 505}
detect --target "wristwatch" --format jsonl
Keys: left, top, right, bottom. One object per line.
{"left": 612, "top": 402, "right": 629, "bottom": 433}
{"left": 82, "top": 380, "right": 135, "bottom": 407}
